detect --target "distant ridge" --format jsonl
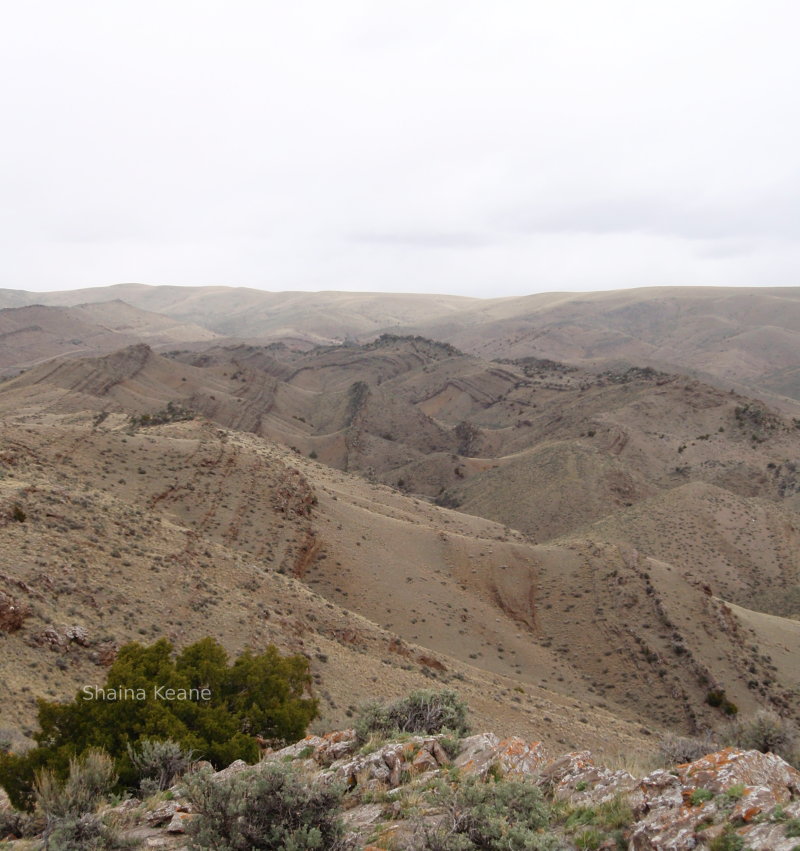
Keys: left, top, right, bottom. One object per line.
{"left": 2, "top": 284, "right": 800, "bottom": 406}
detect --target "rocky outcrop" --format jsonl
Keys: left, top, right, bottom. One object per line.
{"left": 677, "top": 746, "right": 800, "bottom": 798}
{"left": 328, "top": 734, "right": 450, "bottom": 789}
{"left": 29, "top": 623, "right": 89, "bottom": 648}
{"left": 538, "top": 750, "right": 641, "bottom": 806}
{"left": 629, "top": 748, "right": 800, "bottom": 851}
{"left": 8, "top": 733, "right": 799, "bottom": 850}
{"left": 455, "top": 732, "right": 548, "bottom": 779}
{"left": 269, "top": 728, "right": 358, "bottom": 766}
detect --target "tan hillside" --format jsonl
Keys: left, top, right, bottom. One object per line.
{"left": 0, "top": 291, "right": 799, "bottom": 793}
{"left": 4, "top": 284, "right": 800, "bottom": 406}
{"left": 5, "top": 338, "right": 800, "bottom": 606}
{"left": 0, "top": 301, "right": 219, "bottom": 377}
{"left": 414, "top": 286, "right": 800, "bottom": 408}
{"left": 581, "top": 482, "right": 800, "bottom": 616}
{"left": 0, "top": 413, "right": 653, "bottom": 758}
{"left": 1, "top": 338, "right": 799, "bottom": 754}
{"left": 10, "top": 338, "right": 800, "bottom": 524}
{"left": 0, "top": 284, "right": 473, "bottom": 344}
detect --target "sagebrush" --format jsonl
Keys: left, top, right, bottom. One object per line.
{"left": 185, "top": 760, "right": 345, "bottom": 850}
{"left": 127, "top": 738, "right": 194, "bottom": 793}
{"left": 721, "top": 710, "right": 798, "bottom": 765}
{"left": 355, "top": 689, "right": 470, "bottom": 742}
{"left": 411, "top": 775, "right": 556, "bottom": 851}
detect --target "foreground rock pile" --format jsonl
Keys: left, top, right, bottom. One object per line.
{"left": 4, "top": 730, "right": 800, "bottom": 849}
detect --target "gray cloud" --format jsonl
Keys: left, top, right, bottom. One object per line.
{"left": 494, "top": 190, "right": 800, "bottom": 242}
{"left": 1, "top": 0, "right": 799, "bottom": 296}
{"left": 350, "top": 231, "right": 492, "bottom": 249}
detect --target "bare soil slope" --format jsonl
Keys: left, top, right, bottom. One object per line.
{"left": 1, "top": 411, "right": 797, "bottom": 759}
{"left": 2, "top": 340, "right": 799, "bottom": 753}
{"left": 0, "top": 413, "right": 653, "bottom": 757}
{"left": 0, "top": 301, "right": 218, "bottom": 376}
{"left": 5, "top": 338, "right": 800, "bottom": 614}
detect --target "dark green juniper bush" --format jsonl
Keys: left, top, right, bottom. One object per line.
{"left": 0, "top": 638, "right": 317, "bottom": 809}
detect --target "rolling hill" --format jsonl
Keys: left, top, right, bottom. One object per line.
{"left": 1, "top": 331, "right": 798, "bottom": 758}
{"left": 3, "top": 284, "right": 800, "bottom": 407}
{"left": 0, "top": 300, "right": 219, "bottom": 377}
{"left": 1, "top": 286, "right": 799, "bottom": 773}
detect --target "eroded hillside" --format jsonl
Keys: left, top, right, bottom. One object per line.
{"left": 1, "top": 312, "right": 799, "bottom": 770}
{"left": 1, "top": 409, "right": 798, "bottom": 758}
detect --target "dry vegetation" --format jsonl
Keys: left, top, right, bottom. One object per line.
{"left": 0, "top": 286, "right": 799, "bottom": 788}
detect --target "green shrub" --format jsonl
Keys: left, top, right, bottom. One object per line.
{"left": 0, "top": 638, "right": 317, "bottom": 809}
{"left": 355, "top": 689, "right": 470, "bottom": 742}
{"left": 564, "top": 805, "right": 596, "bottom": 829}
{"left": 127, "top": 738, "right": 194, "bottom": 793}
{"left": 437, "top": 733, "right": 463, "bottom": 760}
{"left": 724, "top": 783, "right": 746, "bottom": 800}
{"left": 574, "top": 827, "right": 603, "bottom": 850}
{"left": 595, "top": 796, "right": 632, "bottom": 831}
{"left": 560, "top": 796, "right": 632, "bottom": 843}
{"left": 185, "top": 760, "right": 344, "bottom": 850}
{"left": 708, "top": 825, "right": 745, "bottom": 851}
{"left": 689, "top": 788, "right": 714, "bottom": 806}
{"left": 415, "top": 775, "right": 556, "bottom": 851}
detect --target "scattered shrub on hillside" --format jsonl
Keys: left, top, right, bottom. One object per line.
{"left": 127, "top": 738, "right": 194, "bottom": 794}
{"left": 0, "top": 638, "right": 317, "bottom": 809}
{"left": 355, "top": 689, "right": 470, "bottom": 743}
{"left": 721, "top": 710, "right": 798, "bottom": 765}
{"left": 10, "top": 503, "right": 26, "bottom": 523}
{"left": 185, "top": 760, "right": 345, "bottom": 850}
{"left": 454, "top": 421, "right": 480, "bottom": 456}
{"left": 705, "top": 689, "right": 738, "bottom": 716}
{"left": 434, "top": 490, "right": 463, "bottom": 509}
{"left": 346, "top": 381, "right": 369, "bottom": 419}
{"left": 412, "top": 775, "right": 555, "bottom": 851}
{"left": 659, "top": 730, "right": 717, "bottom": 765}
{"left": 0, "top": 590, "right": 30, "bottom": 633}
{"left": 364, "top": 334, "right": 463, "bottom": 357}
{"left": 128, "top": 401, "right": 195, "bottom": 429}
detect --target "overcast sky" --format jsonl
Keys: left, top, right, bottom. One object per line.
{"left": 2, "top": 1, "right": 799, "bottom": 297}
